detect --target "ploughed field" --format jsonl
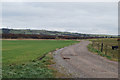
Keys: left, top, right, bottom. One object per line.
{"left": 2, "top": 40, "right": 79, "bottom": 78}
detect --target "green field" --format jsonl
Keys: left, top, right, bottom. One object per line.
{"left": 88, "top": 38, "right": 119, "bottom": 61}
{"left": 2, "top": 40, "right": 79, "bottom": 78}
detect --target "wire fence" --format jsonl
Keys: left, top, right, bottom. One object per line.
{"left": 91, "top": 41, "right": 119, "bottom": 60}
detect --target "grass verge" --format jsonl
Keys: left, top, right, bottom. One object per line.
{"left": 2, "top": 53, "right": 55, "bottom": 78}
{"left": 87, "top": 43, "right": 117, "bottom": 61}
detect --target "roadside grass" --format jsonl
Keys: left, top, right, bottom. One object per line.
{"left": 3, "top": 53, "right": 54, "bottom": 78}
{"left": 87, "top": 44, "right": 112, "bottom": 60}
{"left": 2, "top": 40, "right": 79, "bottom": 78}
{"left": 87, "top": 38, "right": 119, "bottom": 61}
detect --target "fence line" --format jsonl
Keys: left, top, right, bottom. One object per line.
{"left": 91, "top": 41, "right": 118, "bottom": 59}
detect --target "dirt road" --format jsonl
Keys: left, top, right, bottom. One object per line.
{"left": 53, "top": 40, "right": 118, "bottom": 78}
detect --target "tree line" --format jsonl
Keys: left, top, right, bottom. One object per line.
{"left": 2, "top": 34, "right": 106, "bottom": 39}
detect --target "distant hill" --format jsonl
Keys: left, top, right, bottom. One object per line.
{"left": 1, "top": 28, "right": 115, "bottom": 38}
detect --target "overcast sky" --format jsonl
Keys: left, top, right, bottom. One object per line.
{"left": 2, "top": 2, "right": 118, "bottom": 35}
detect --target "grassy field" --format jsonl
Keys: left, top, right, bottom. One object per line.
{"left": 88, "top": 38, "right": 119, "bottom": 61}
{"left": 2, "top": 40, "right": 79, "bottom": 78}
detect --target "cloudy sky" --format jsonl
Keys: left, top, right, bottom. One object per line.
{"left": 2, "top": 2, "right": 118, "bottom": 35}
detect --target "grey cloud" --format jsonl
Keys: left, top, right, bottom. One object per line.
{"left": 2, "top": 2, "right": 118, "bottom": 35}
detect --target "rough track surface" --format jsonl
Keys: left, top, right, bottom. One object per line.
{"left": 53, "top": 40, "right": 118, "bottom": 78}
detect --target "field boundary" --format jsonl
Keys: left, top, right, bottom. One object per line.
{"left": 87, "top": 41, "right": 118, "bottom": 62}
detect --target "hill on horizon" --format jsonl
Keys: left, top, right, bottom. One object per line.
{"left": 1, "top": 28, "right": 115, "bottom": 38}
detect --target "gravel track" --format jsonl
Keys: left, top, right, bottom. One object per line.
{"left": 53, "top": 40, "right": 118, "bottom": 78}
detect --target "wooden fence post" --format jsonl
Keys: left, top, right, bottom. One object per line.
{"left": 98, "top": 43, "right": 99, "bottom": 50}
{"left": 105, "top": 45, "right": 107, "bottom": 55}
{"left": 101, "top": 43, "right": 103, "bottom": 52}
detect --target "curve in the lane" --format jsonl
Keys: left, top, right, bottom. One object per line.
{"left": 53, "top": 40, "right": 118, "bottom": 78}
